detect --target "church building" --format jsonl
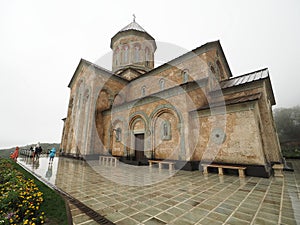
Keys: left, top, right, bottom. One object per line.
{"left": 60, "top": 19, "right": 283, "bottom": 177}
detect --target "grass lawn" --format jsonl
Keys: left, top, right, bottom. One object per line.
{"left": 0, "top": 151, "right": 69, "bottom": 225}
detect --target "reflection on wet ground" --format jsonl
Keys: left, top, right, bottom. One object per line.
{"left": 18, "top": 156, "right": 300, "bottom": 225}
{"left": 18, "top": 155, "right": 59, "bottom": 185}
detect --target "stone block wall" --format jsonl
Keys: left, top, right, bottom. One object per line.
{"left": 192, "top": 101, "right": 266, "bottom": 165}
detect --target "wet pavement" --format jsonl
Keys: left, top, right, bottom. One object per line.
{"left": 18, "top": 156, "right": 300, "bottom": 225}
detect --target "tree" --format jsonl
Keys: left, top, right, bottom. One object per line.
{"left": 273, "top": 106, "right": 300, "bottom": 143}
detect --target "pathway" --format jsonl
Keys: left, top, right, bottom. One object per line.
{"left": 18, "top": 156, "right": 300, "bottom": 225}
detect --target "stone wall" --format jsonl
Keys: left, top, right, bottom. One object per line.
{"left": 192, "top": 101, "right": 266, "bottom": 165}
{"left": 256, "top": 83, "right": 282, "bottom": 163}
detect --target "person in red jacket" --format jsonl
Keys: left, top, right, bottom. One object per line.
{"left": 10, "top": 146, "right": 19, "bottom": 161}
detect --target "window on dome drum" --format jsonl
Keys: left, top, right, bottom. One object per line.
{"left": 124, "top": 45, "right": 129, "bottom": 64}
{"left": 159, "top": 78, "right": 165, "bottom": 90}
{"left": 115, "top": 48, "right": 120, "bottom": 65}
{"left": 115, "top": 128, "right": 122, "bottom": 142}
{"left": 183, "top": 70, "right": 189, "bottom": 83}
{"left": 145, "top": 47, "right": 150, "bottom": 67}
{"left": 141, "top": 86, "right": 146, "bottom": 97}
{"left": 134, "top": 45, "right": 140, "bottom": 63}
{"left": 161, "top": 120, "right": 171, "bottom": 140}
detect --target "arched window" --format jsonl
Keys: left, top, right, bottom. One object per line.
{"left": 163, "top": 123, "right": 168, "bottom": 136}
{"left": 145, "top": 47, "right": 150, "bottom": 67}
{"left": 159, "top": 78, "right": 165, "bottom": 90}
{"left": 69, "top": 97, "right": 74, "bottom": 108}
{"left": 124, "top": 45, "right": 129, "bottom": 64}
{"left": 161, "top": 120, "right": 171, "bottom": 140}
{"left": 115, "top": 128, "right": 122, "bottom": 142}
{"left": 134, "top": 45, "right": 140, "bottom": 63}
{"left": 216, "top": 60, "right": 225, "bottom": 79}
{"left": 83, "top": 91, "right": 89, "bottom": 104}
{"left": 115, "top": 47, "right": 120, "bottom": 65}
{"left": 210, "top": 65, "right": 216, "bottom": 74}
{"left": 182, "top": 70, "right": 189, "bottom": 83}
{"left": 141, "top": 86, "right": 146, "bottom": 97}
{"left": 77, "top": 94, "right": 82, "bottom": 109}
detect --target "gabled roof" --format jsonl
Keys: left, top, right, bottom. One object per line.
{"left": 218, "top": 68, "right": 276, "bottom": 105}
{"left": 68, "top": 59, "right": 128, "bottom": 88}
{"left": 220, "top": 68, "right": 269, "bottom": 89}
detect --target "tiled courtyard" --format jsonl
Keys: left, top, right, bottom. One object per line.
{"left": 18, "top": 156, "right": 300, "bottom": 225}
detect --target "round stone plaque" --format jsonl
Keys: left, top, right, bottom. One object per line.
{"left": 211, "top": 128, "right": 226, "bottom": 144}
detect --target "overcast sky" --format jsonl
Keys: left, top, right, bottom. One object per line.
{"left": 0, "top": 0, "right": 299, "bottom": 149}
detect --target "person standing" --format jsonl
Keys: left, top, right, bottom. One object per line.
{"left": 49, "top": 147, "right": 56, "bottom": 163}
{"left": 36, "top": 145, "right": 42, "bottom": 158}
{"left": 10, "top": 146, "right": 19, "bottom": 161}
{"left": 29, "top": 146, "right": 33, "bottom": 157}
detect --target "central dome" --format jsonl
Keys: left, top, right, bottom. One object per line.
{"left": 110, "top": 19, "right": 157, "bottom": 80}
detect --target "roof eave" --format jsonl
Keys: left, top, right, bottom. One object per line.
{"left": 68, "top": 59, "right": 85, "bottom": 88}
{"left": 216, "top": 40, "right": 233, "bottom": 78}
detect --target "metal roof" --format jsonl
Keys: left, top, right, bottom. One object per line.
{"left": 120, "top": 21, "right": 147, "bottom": 33}
{"left": 220, "top": 68, "right": 269, "bottom": 89}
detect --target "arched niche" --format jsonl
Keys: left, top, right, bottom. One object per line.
{"left": 150, "top": 104, "right": 185, "bottom": 160}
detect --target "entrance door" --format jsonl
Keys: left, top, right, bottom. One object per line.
{"left": 135, "top": 134, "right": 144, "bottom": 161}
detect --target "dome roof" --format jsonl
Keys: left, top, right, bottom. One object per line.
{"left": 119, "top": 21, "right": 147, "bottom": 33}
{"left": 110, "top": 19, "right": 156, "bottom": 49}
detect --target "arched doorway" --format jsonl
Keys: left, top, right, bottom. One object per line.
{"left": 135, "top": 133, "right": 145, "bottom": 161}
{"left": 129, "top": 115, "right": 149, "bottom": 163}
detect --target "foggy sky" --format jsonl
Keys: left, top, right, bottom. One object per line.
{"left": 0, "top": 0, "right": 299, "bottom": 149}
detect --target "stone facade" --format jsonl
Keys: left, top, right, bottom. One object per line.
{"left": 60, "top": 20, "right": 283, "bottom": 177}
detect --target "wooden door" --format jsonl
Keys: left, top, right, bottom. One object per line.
{"left": 135, "top": 134, "right": 144, "bottom": 161}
